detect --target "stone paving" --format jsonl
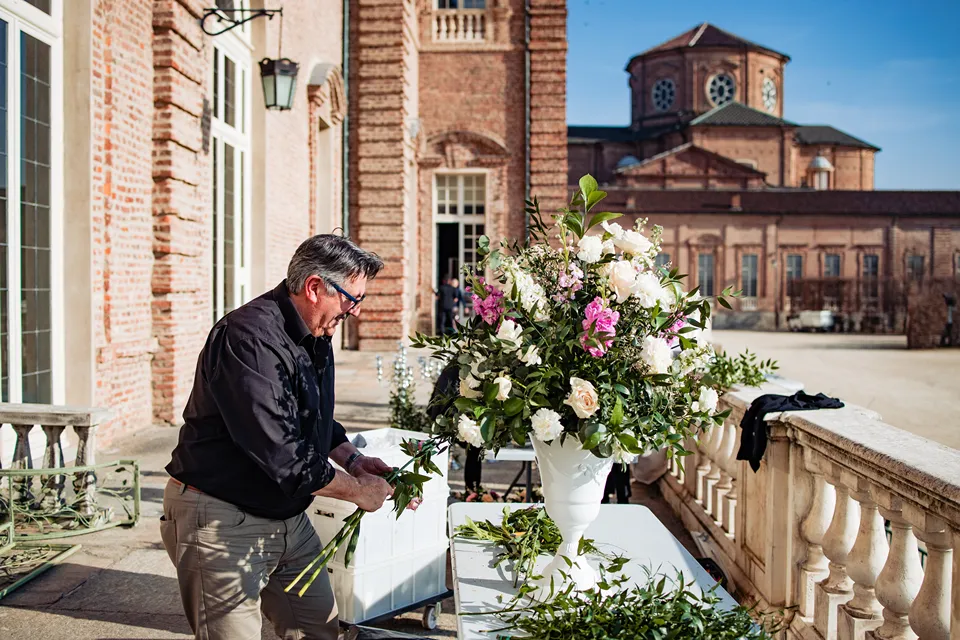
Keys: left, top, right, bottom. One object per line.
{"left": 713, "top": 330, "right": 960, "bottom": 450}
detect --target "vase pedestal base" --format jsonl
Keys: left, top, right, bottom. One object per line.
{"left": 529, "top": 551, "right": 599, "bottom": 601}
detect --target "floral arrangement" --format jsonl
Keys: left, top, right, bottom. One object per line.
{"left": 411, "top": 175, "right": 734, "bottom": 462}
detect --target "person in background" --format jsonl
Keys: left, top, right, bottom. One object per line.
{"left": 436, "top": 275, "right": 458, "bottom": 335}
{"left": 450, "top": 277, "right": 466, "bottom": 325}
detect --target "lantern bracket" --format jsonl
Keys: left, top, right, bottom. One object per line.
{"left": 200, "top": 7, "right": 282, "bottom": 37}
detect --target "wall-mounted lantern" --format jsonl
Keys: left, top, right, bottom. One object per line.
{"left": 200, "top": 6, "right": 299, "bottom": 111}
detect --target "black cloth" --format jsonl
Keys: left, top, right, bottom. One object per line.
{"left": 602, "top": 463, "right": 632, "bottom": 504}
{"left": 166, "top": 280, "right": 349, "bottom": 520}
{"left": 736, "top": 391, "right": 844, "bottom": 472}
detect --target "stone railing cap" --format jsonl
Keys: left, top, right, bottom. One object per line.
{"left": 0, "top": 403, "right": 114, "bottom": 427}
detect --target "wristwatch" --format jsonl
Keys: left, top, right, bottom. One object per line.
{"left": 344, "top": 451, "right": 364, "bottom": 473}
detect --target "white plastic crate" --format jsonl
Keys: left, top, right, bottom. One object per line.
{"left": 325, "top": 542, "right": 448, "bottom": 624}
{"left": 308, "top": 428, "right": 450, "bottom": 623}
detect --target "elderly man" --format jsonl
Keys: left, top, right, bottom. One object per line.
{"left": 162, "top": 235, "right": 409, "bottom": 640}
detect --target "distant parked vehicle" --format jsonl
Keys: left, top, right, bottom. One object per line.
{"left": 787, "top": 309, "right": 835, "bottom": 332}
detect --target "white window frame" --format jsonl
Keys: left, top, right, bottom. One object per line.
{"left": 814, "top": 170, "right": 829, "bottom": 191}
{"left": 211, "top": 28, "right": 253, "bottom": 322}
{"left": 433, "top": 171, "right": 487, "bottom": 289}
{"left": 0, "top": 0, "right": 63, "bottom": 404}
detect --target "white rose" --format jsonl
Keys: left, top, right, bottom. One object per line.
{"left": 459, "top": 376, "right": 482, "bottom": 399}
{"left": 576, "top": 235, "right": 603, "bottom": 264}
{"left": 531, "top": 408, "right": 564, "bottom": 442}
{"left": 604, "top": 260, "right": 637, "bottom": 303}
{"left": 640, "top": 335, "right": 673, "bottom": 374}
{"left": 615, "top": 229, "right": 653, "bottom": 256}
{"left": 457, "top": 415, "right": 485, "bottom": 448}
{"left": 496, "top": 319, "right": 523, "bottom": 351}
{"left": 632, "top": 272, "right": 665, "bottom": 309}
{"left": 520, "top": 344, "right": 542, "bottom": 366}
{"left": 601, "top": 221, "right": 624, "bottom": 237}
{"left": 693, "top": 386, "right": 720, "bottom": 414}
{"left": 563, "top": 377, "right": 599, "bottom": 419}
{"left": 495, "top": 376, "right": 513, "bottom": 401}
{"left": 601, "top": 239, "right": 616, "bottom": 255}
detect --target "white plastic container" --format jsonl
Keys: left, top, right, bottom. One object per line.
{"left": 308, "top": 427, "right": 450, "bottom": 624}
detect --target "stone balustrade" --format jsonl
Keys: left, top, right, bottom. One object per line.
{"left": 0, "top": 404, "right": 113, "bottom": 526}
{"left": 432, "top": 9, "right": 488, "bottom": 42}
{"left": 660, "top": 379, "right": 960, "bottom": 640}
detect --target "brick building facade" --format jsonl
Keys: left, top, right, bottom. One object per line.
{"left": 0, "top": 0, "right": 567, "bottom": 445}
{"left": 568, "top": 23, "right": 960, "bottom": 330}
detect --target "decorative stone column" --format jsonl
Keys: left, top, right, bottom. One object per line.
{"left": 867, "top": 494, "right": 922, "bottom": 640}
{"left": 839, "top": 478, "right": 887, "bottom": 640}
{"left": 816, "top": 466, "right": 860, "bottom": 640}
{"left": 905, "top": 509, "right": 952, "bottom": 640}
{"left": 799, "top": 452, "right": 836, "bottom": 618}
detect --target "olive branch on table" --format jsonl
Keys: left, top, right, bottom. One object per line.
{"left": 284, "top": 438, "right": 448, "bottom": 597}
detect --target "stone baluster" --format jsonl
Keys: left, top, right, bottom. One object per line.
{"left": 839, "top": 478, "right": 888, "bottom": 640}
{"left": 11, "top": 424, "right": 36, "bottom": 505}
{"left": 694, "top": 424, "right": 717, "bottom": 506}
{"left": 952, "top": 530, "right": 959, "bottom": 640}
{"left": 720, "top": 423, "right": 740, "bottom": 539}
{"left": 455, "top": 13, "right": 464, "bottom": 40}
{"left": 710, "top": 421, "right": 736, "bottom": 527}
{"left": 867, "top": 495, "right": 922, "bottom": 640}
{"left": 39, "top": 425, "right": 67, "bottom": 511}
{"left": 465, "top": 13, "right": 474, "bottom": 40}
{"left": 816, "top": 466, "right": 860, "bottom": 640}
{"left": 799, "top": 451, "right": 837, "bottom": 619}
{"left": 73, "top": 425, "right": 99, "bottom": 517}
{"left": 697, "top": 424, "right": 722, "bottom": 513}
{"left": 905, "top": 509, "right": 952, "bottom": 640}
{"left": 478, "top": 14, "right": 486, "bottom": 39}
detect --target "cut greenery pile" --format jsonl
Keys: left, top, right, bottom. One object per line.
{"left": 455, "top": 507, "right": 780, "bottom": 639}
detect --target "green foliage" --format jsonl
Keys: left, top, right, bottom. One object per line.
{"left": 706, "top": 349, "right": 780, "bottom": 390}
{"left": 454, "top": 506, "right": 616, "bottom": 587}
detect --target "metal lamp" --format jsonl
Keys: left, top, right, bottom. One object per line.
{"left": 260, "top": 58, "right": 299, "bottom": 111}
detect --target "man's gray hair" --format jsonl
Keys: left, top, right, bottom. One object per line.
{"left": 286, "top": 234, "right": 384, "bottom": 294}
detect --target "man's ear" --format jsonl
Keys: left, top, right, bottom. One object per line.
{"left": 304, "top": 275, "right": 323, "bottom": 304}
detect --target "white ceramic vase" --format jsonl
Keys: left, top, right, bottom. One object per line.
{"left": 530, "top": 434, "right": 614, "bottom": 600}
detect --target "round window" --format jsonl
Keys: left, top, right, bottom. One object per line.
{"left": 707, "top": 73, "right": 736, "bottom": 106}
{"left": 651, "top": 78, "right": 676, "bottom": 112}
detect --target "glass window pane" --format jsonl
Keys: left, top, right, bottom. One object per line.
{"left": 20, "top": 32, "right": 51, "bottom": 403}
{"left": 863, "top": 255, "right": 879, "bottom": 277}
{"left": 24, "top": 0, "right": 51, "bottom": 15}
{"left": 213, "top": 49, "right": 220, "bottom": 121}
{"left": 224, "top": 56, "right": 236, "bottom": 128}
{"left": 741, "top": 254, "right": 758, "bottom": 298}
{"left": 824, "top": 254, "right": 841, "bottom": 278}
{"left": 786, "top": 254, "right": 803, "bottom": 281}
{"left": 697, "top": 254, "right": 714, "bottom": 297}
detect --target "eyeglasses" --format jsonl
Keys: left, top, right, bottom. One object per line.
{"left": 328, "top": 280, "right": 366, "bottom": 313}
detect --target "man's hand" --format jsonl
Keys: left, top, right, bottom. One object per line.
{"left": 354, "top": 474, "right": 393, "bottom": 512}
{"left": 349, "top": 455, "right": 393, "bottom": 478}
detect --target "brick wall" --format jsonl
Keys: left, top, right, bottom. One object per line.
{"left": 91, "top": 0, "right": 157, "bottom": 442}
{"left": 151, "top": 0, "right": 212, "bottom": 426}
{"left": 349, "top": 0, "right": 419, "bottom": 351}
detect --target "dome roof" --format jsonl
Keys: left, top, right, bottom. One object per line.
{"left": 616, "top": 155, "right": 640, "bottom": 169}
{"left": 809, "top": 155, "right": 834, "bottom": 171}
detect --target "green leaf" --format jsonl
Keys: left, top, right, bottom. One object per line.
{"left": 477, "top": 235, "right": 490, "bottom": 255}
{"left": 579, "top": 174, "right": 598, "bottom": 198}
{"left": 454, "top": 397, "right": 479, "bottom": 412}
{"left": 581, "top": 431, "right": 602, "bottom": 451}
{"left": 483, "top": 382, "right": 499, "bottom": 403}
{"left": 586, "top": 211, "right": 622, "bottom": 231}
{"left": 504, "top": 397, "right": 525, "bottom": 416}
{"left": 480, "top": 415, "right": 495, "bottom": 443}
{"left": 614, "top": 383, "right": 630, "bottom": 396}
{"left": 610, "top": 397, "right": 624, "bottom": 427}
{"left": 617, "top": 432, "right": 641, "bottom": 454}
{"left": 585, "top": 190, "right": 607, "bottom": 212}
{"left": 718, "top": 296, "right": 732, "bottom": 310}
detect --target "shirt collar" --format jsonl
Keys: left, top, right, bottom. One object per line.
{"left": 274, "top": 280, "right": 313, "bottom": 347}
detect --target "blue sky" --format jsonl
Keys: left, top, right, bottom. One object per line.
{"left": 566, "top": 0, "right": 960, "bottom": 190}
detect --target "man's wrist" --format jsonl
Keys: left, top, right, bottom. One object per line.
{"left": 344, "top": 451, "right": 364, "bottom": 474}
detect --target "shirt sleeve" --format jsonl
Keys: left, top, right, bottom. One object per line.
{"left": 331, "top": 419, "right": 349, "bottom": 450}
{"left": 209, "top": 335, "right": 337, "bottom": 498}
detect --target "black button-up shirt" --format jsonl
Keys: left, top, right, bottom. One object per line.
{"left": 167, "top": 281, "right": 348, "bottom": 520}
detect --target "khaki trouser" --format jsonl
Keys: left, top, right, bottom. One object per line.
{"left": 161, "top": 479, "right": 339, "bottom": 640}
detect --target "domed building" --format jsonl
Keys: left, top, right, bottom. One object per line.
{"left": 569, "top": 23, "right": 960, "bottom": 333}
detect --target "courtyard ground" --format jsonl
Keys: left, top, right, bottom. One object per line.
{"left": 713, "top": 330, "right": 960, "bottom": 450}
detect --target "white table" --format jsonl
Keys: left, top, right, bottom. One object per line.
{"left": 448, "top": 503, "right": 738, "bottom": 639}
